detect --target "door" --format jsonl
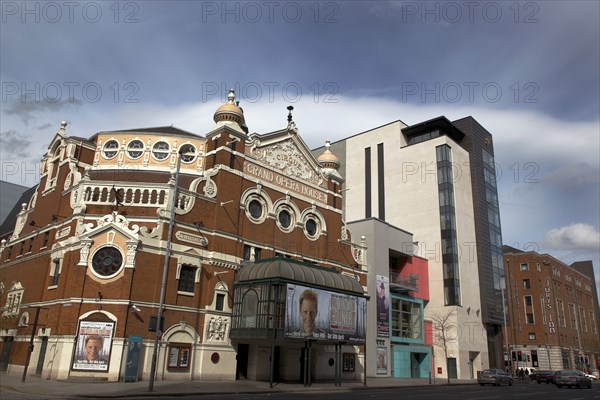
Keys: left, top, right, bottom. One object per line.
{"left": 35, "top": 337, "right": 49, "bottom": 375}
{"left": 236, "top": 344, "right": 249, "bottom": 380}
{"left": 447, "top": 357, "right": 457, "bottom": 379}
{"left": 0, "top": 337, "right": 14, "bottom": 372}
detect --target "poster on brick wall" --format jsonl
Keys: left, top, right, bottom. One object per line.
{"left": 72, "top": 321, "right": 114, "bottom": 371}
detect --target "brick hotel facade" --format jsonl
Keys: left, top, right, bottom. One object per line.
{"left": 502, "top": 246, "right": 600, "bottom": 373}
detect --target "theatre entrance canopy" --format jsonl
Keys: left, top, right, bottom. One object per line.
{"left": 230, "top": 257, "right": 367, "bottom": 343}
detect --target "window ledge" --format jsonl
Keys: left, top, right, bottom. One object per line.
{"left": 47, "top": 285, "right": 58, "bottom": 290}
{"left": 177, "top": 291, "right": 194, "bottom": 297}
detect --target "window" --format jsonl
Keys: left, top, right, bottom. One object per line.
{"left": 243, "top": 245, "right": 262, "bottom": 262}
{"left": 6, "top": 246, "right": 12, "bottom": 260}
{"left": 536, "top": 263, "right": 541, "bottom": 272}
{"left": 91, "top": 246, "right": 124, "bottom": 278}
{"left": 589, "top": 311, "right": 597, "bottom": 335}
{"left": 277, "top": 209, "right": 294, "bottom": 231}
{"left": 42, "top": 232, "right": 49, "bottom": 248}
{"left": 152, "top": 141, "right": 170, "bottom": 160}
{"left": 216, "top": 293, "right": 225, "bottom": 311}
{"left": 520, "top": 263, "right": 529, "bottom": 271}
{"left": 248, "top": 200, "right": 262, "bottom": 219}
{"left": 127, "top": 139, "right": 144, "bottom": 159}
{"left": 241, "top": 290, "right": 258, "bottom": 328}
{"left": 556, "top": 298, "right": 566, "bottom": 327}
{"left": 526, "top": 313, "right": 534, "bottom": 324}
{"left": 103, "top": 140, "right": 119, "bottom": 159}
{"left": 524, "top": 295, "right": 533, "bottom": 306}
{"left": 50, "top": 259, "right": 60, "bottom": 286}
{"left": 167, "top": 343, "right": 191, "bottom": 371}
{"left": 528, "top": 333, "right": 536, "bottom": 340}
{"left": 179, "top": 144, "right": 196, "bottom": 163}
{"left": 27, "top": 238, "right": 34, "bottom": 253}
{"left": 391, "top": 298, "right": 423, "bottom": 341}
{"left": 244, "top": 195, "right": 267, "bottom": 224}
{"left": 178, "top": 265, "right": 196, "bottom": 293}
{"left": 305, "top": 218, "right": 318, "bottom": 238}
{"left": 523, "top": 279, "right": 531, "bottom": 289}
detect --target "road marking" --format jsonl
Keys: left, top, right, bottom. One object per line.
{"left": 513, "top": 393, "right": 546, "bottom": 397}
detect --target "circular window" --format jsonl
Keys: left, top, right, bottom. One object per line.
{"left": 91, "top": 246, "right": 124, "bottom": 277}
{"left": 278, "top": 210, "right": 291, "bottom": 228}
{"left": 248, "top": 200, "right": 263, "bottom": 219}
{"left": 211, "top": 352, "right": 220, "bottom": 364}
{"left": 103, "top": 140, "right": 119, "bottom": 159}
{"left": 152, "top": 141, "right": 170, "bottom": 160}
{"left": 305, "top": 217, "right": 319, "bottom": 238}
{"left": 179, "top": 144, "right": 196, "bottom": 163}
{"left": 127, "top": 139, "right": 144, "bottom": 159}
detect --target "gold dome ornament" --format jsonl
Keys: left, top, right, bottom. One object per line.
{"left": 213, "top": 89, "right": 246, "bottom": 126}
{"left": 317, "top": 141, "right": 340, "bottom": 170}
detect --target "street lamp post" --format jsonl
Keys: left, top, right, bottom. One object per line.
{"left": 148, "top": 152, "right": 182, "bottom": 392}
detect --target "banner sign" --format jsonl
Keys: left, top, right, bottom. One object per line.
{"left": 376, "top": 275, "right": 390, "bottom": 337}
{"left": 284, "top": 283, "right": 365, "bottom": 343}
{"left": 72, "top": 320, "right": 114, "bottom": 371}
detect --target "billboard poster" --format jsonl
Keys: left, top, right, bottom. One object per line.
{"left": 376, "top": 275, "right": 390, "bottom": 337}
{"left": 284, "top": 283, "right": 366, "bottom": 343}
{"left": 72, "top": 321, "right": 114, "bottom": 371}
{"left": 376, "top": 347, "right": 387, "bottom": 375}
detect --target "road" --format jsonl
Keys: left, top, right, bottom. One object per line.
{"left": 169, "top": 385, "right": 598, "bottom": 400}
{"left": 2, "top": 381, "right": 598, "bottom": 400}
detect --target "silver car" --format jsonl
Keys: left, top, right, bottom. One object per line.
{"left": 478, "top": 368, "right": 514, "bottom": 386}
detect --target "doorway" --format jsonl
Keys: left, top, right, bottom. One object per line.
{"left": 35, "top": 337, "right": 49, "bottom": 375}
{"left": 0, "top": 337, "right": 14, "bottom": 372}
{"left": 236, "top": 344, "right": 249, "bottom": 380}
{"left": 447, "top": 357, "right": 457, "bottom": 379}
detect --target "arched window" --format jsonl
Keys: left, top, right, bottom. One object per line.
{"left": 241, "top": 290, "right": 258, "bottom": 328}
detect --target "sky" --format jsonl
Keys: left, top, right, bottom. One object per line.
{"left": 1, "top": 1, "right": 599, "bottom": 295}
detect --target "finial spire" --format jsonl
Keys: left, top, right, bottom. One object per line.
{"left": 227, "top": 89, "right": 235, "bottom": 104}
{"left": 287, "top": 105, "right": 294, "bottom": 123}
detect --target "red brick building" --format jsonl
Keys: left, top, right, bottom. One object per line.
{"left": 502, "top": 246, "right": 600, "bottom": 373}
{"left": 0, "top": 92, "right": 367, "bottom": 383}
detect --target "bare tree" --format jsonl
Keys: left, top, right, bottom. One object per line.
{"left": 431, "top": 309, "right": 458, "bottom": 383}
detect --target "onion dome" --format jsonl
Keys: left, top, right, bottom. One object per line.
{"left": 214, "top": 89, "right": 246, "bottom": 126}
{"left": 317, "top": 141, "right": 340, "bottom": 170}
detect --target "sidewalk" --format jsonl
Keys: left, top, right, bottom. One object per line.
{"left": 0, "top": 373, "right": 483, "bottom": 399}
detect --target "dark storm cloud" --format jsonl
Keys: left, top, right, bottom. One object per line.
{"left": 3, "top": 99, "right": 83, "bottom": 125}
{"left": 0, "top": 129, "right": 32, "bottom": 158}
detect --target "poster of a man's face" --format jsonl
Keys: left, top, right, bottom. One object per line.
{"left": 72, "top": 321, "right": 114, "bottom": 371}
{"left": 284, "top": 283, "right": 366, "bottom": 342}
{"left": 299, "top": 289, "right": 319, "bottom": 334}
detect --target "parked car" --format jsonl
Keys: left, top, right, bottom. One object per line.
{"left": 554, "top": 370, "right": 593, "bottom": 389}
{"left": 582, "top": 372, "right": 598, "bottom": 381}
{"left": 478, "top": 369, "right": 514, "bottom": 386}
{"left": 535, "top": 370, "right": 556, "bottom": 384}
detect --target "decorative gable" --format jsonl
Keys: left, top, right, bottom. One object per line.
{"left": 250, "top": 139, "right": 323, "bottom": 185}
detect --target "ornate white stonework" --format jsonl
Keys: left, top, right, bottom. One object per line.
{"left": 205, "top": 316, "right": 229, "bottom": 343}
{"left": 9, "top": 203, "right": 28, "bottom": 241}
{"left": 80, "top": 212, "right": 141, "bottom": 236}
{"left": 250, "top": 140, "right": 322, "bottom": 185}
{"left": 175, "top": 231, "right": 208, "bottom": 247}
